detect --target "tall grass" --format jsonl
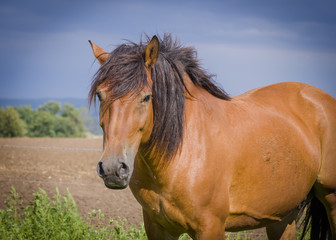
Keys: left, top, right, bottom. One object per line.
{"left": 0, "top": 187, "right": 146, "bottom": 240}
{"left": 0, "top": 187, "right": 310, "bottom": 239}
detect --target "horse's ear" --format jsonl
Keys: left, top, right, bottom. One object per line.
{"left": 144, "top": 36, "right": 159, "bottom": 68}
{"left": 88, "top": 40, "right": 110, "bottom": 65}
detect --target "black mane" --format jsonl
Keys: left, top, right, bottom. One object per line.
{"left": 89, "top": 33, "right": 230, "bottom": 162}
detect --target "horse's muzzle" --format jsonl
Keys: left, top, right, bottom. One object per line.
{"left": 97, "top": 161, "right": 130, "bottom": 189}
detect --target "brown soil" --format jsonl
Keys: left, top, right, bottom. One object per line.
{"left": 0, "top": 137, "right": 142, "bottom": 225}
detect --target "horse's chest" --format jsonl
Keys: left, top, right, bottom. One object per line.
{"left": 136, "top": 188, "right": 161, "bottom": 214}
{"left": 135, "top": 188, "right": 187, "bottom": 232}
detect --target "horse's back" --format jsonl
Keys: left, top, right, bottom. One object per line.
{"left": 236, "top": 82, "right": 336, "bottom": 140}
{"left": 238, "top": 82, "right": 336, "bottom": 152}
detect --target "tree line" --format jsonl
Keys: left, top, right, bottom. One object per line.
{"left": 0, "top": 101, "right": 100, "bottom": 138}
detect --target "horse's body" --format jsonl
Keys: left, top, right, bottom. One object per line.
{"left": 131, "top": 80, "right": 335, "bottom": 239}
{"left": 89, "top": 35, "right": 336, "bottom": 239}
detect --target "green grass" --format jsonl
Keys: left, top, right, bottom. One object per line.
{"left": 0, "top": 187, "right": 147, "bottom": 240}
{"left": 0, "top": 187, "right": 310, "bottom": 239}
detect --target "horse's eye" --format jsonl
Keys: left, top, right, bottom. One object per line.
{"left": 142, "top": 95, "right": 152, "bottom": 103}
{"left": 96, "top": 92, "right": 102, "bottom": 101}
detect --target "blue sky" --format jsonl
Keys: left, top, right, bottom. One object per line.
{"left": 1, "top": 0, "right": 336, "bottom": 99}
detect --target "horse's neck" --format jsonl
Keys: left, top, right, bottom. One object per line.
{"left": 135, "top": 75, "right": 223, "bottom": 185}
{"left": 183, "top": 74, "right": 224, "bottom": 119}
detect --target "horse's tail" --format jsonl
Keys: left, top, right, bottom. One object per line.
{"left": 299, "top": 195, "right": 331, "bottom": 240}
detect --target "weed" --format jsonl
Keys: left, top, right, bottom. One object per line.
{"left": 0, "top": 187, "right": 145, "bottom": 239}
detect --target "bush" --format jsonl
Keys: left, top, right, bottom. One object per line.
{"left": 38, "top": 101, "right": 61, "bottom": 115}
{"left": 15, "top": 106, "right": 35, "bottom": 128}
{"left": 0, "top": 107, "right": 26, "bottom": 137}
{"left": 60, "top": 104, "right": 85, "bottom": 137}
{"left": 28, "top": 110, "right": 56, "bottom": 137}
{"left": 1, "top": 101, "right": 88, "bottom": 138}
{"left": 0, "top": 187, "right": 147, "bottom": 240}
{"left": 54, "top": 116, "right": 77, "bottom": 137}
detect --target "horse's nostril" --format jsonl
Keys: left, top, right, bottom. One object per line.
{"left": 117, "top": 162, "right": 129, "bottom": 179}
{"left": 97, "top": 161, "right": 105, "bottom": 178}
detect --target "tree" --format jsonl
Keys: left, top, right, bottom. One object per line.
{"left": 0, "top": 108, "right": 5, "bottom": 137}
{"left": 0, "top": 107, "right": 26, "bottom": 137}
{"left": 15, "top": 106, "right": 36, "bottom": 130}
{"left": 38, "top": 101, "right": 61, "bottom": 115}
{"left": 54, "top": 116, "right": 77, "bottom": 137}
{"left": 29, "top": 110, "right": 55, "bottom": 137}
{"left": 59, "top": 104, "right": 85, "bottom": 137}
{"left": 2, "top": 102, "right": 90, "bottom": 138}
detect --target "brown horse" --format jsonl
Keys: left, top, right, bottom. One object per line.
{"left": 89, "top": 34, "right": 336, "bottom": 240}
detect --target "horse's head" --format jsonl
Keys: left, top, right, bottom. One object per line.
{"left": 89, "top": 34, "right": 229, "bottom": 190}
{"left": 89, "top": 36, "right": 159, "bottom": 189}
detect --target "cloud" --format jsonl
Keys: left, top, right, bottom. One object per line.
{"left": 1, "top": 0, "right": 336, "bottom": 99}
{"left": 195, "top": 42, "right": 336, "bottom": 97}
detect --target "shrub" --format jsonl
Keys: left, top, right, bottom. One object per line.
{"left": 0, "top": 107, "right": 26, "bottom": 137}
{"left": 2, "top": 101, "right": 88, "bottom": 138}
{"left": 28, "top": 110, "right": 56, "bottom": 137}
{"left": 38, "top": 101, "right": 61, "bottom": 115}
{"left": 0, "top": 187, "right": 147, "bottom": 240}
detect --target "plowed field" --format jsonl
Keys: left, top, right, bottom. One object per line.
{"left": 0, "top": 138, "right": 142, "bottom": 225}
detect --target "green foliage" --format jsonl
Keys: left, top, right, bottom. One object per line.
{"left": 0, "top": 108, "right": 5, "bottom": 137}
{"left": 296, "top": 229, "right": 311, "bottom": 240}
{"left": 29, "top": 110, "right": 56, "bottom": 137}
{"left": 60, "top": 104, "right": 85, "bottom": 137}
{"left": 15, "top": 106, "right": 35, "bottom": 127}
{"left": 38, "top": 101, "right": 61, "bottom": 115}
{"left": 0, "top": 101, "right": 88, "bottom": 138}
{"left": 179, "top": 233, "right": 192, "bottom": 239}
{"left": 0, "top": 187, "right": 82, "bottom": 239}
{"left": 106, "top": 218, "right": 148, "bottom": 240}
{"left": 54, "top": 116, "right": 77, "bottom": 137}
{"left": 0, "top": 187, "right": 147, "bottom": 240}
{"left": 0, "top": 107, "right": 26, "bottom": 137}
{"left": 226, "top": 232, "right": 249, "bottom": 239}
